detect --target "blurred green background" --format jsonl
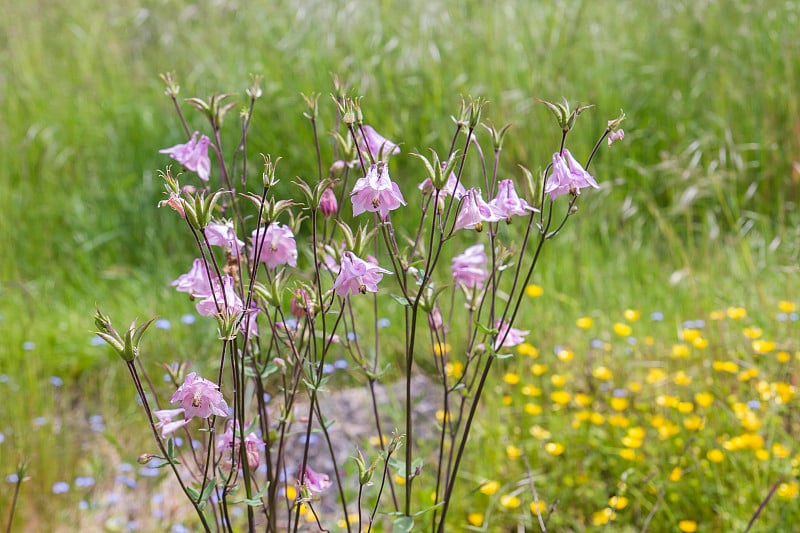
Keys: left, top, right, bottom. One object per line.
{"left": 1, "top": 0, "right": 798, "bottom": 529}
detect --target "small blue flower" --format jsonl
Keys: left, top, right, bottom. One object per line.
{"left": 262, "top": 393, "right": 272, "bottom": 403}
{"left": 590, "top": 339, "right": 605, "bottom": 349}
{"left": 627, "top": 337, "right": 637, "bottom": 345}
{"left": 52, "top": 481, "right": 70, "bottom": 494}
{"left": 650, "top": 311, "right": 664, "bottom": 321}
{"left": 115, "top": 475, "right": 137, "bottom": 489}
{"left": 75, "top": 476, "right": 96, "bottom": 488}
{"left": 138, "top": 467, "right": 160, "bottom": 478}
{"left": 117, "top": 462, "right": 133, "bottom": 473}
{"left": 0, "top": 432, "right": 5, "bottom": 444}
{"left": 78, "top": 500, "right": 89, "bottom": 511}
{"left": 0, "top": 374, "right": 8, "bottom": 383}
{"left": 377, "top": 318, "right": 391, "bottom": 329}
{"left": 22, "top": 341, "right": 36, "bottom": 351}
{"left": 334, "top": 359, "right": 348, "bottom": 370}
{"left": 747, "top": 400, "right": 761, "bottom": 410}
{"left": 171, "top": 525, "right": 191, "bottom": 533}
{"left": 346, "top": 332, "right": 358, "bottom": 341}
{"left": 50, "top": 376, "right": 63, "bottom": 387}
{"left": 181, "top": 314, "right": 196, "bottom": 325}
{"left": 777, "top": 313, "right": 788, "bottom": 322}
{"left": 155, "top": 319, "right": 172, "bottom": 330}
{"left": 322, "top": 364, "right": 335, "bottom": 374}
{"left": 33, "top": 416, "right": 48, "bottom": 427}
{"left": 6, "top": 474, "right": 19, "bottom": 483}
{"left": 613, "top": 388, "right": 628, "bottom": 398}
{"left": 791, "top": 312, "right": 798, "bottom": 322}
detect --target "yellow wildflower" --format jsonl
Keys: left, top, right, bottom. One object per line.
{"left": 592, "top": 508, "right": 616, "bottom": 526}
{"left": 506, "top": 445, "right": 522, "bottom": 459}
{"left": 467, "top": 513, "right": 484, "bottom": 526}
{"left": 609, "top": 496, "right": 629, "bottom": 510}
{"left": 503, "top": 372, "right": 520, "bottom": 385}
{"left": 550, "top": 374, "right": 567, "bottom": 387}
{"left": 545, "top": 442, "right": 565, "bottom": 456}
{"left": 678, "top": 520, "right": 698, "bottom": 532}
{"left": 726, "top": 307, "right": 747, "bottom": 319}
{"left": 671, "top": 344, "right": 690, "bottom": 358}
{"left": 592, "top": 366, "right": 613, "bottom": 380}
{"left": 479, "top": 480, "right": 499, "bottom": 495}
{"left": 694, "top": 392, "right": 714, "bottom": 407}
{"left": 525, "top": 284, "right": 543, "bottom": 297}
{"left": 530, "top": 364, "right": 548, "bottom": 376}
{"left": 613, "top": 322, "right": 632, "bottom": 336}
{"left": 576, "top": 316, "right": 593, "bottom": 329}
{"left": 777, "top": 482, "right": 799, "bottom": 500}
{"left": 551, "top": 390, "right": 571, "bottom": 405}
{"left": 778, "top": 300, "right": 797, "bottom": 313}
{"left": 524, "top": 403, "right": 543, "bottom": 415}
{"left": 707, "top": 449, "right": 724, "bottom": 463}
{"left": 742, "top": 326, "right": 762, "bottom": 339}
{"left": 623, "top": 309, "right": 641, "bottom": 321}
{"left": 500, "top": 494, "right": 520, "bottom": 509}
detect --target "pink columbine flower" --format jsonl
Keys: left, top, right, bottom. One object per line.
{"left": 319, "top": 188, "right": 338, "bottom": 217}
{"left": 418, "top": 170, "right": 467, "bottom": 199}
{"left": 171, "top": 258, "right": 215, "bottom": 298}
{"left": 195, "top": 276, "right": 244, "bottom": 318}
{"left": 544, "top": 149, "right": 599, "bottom": 200}
{"left": 494, "top": 319, "right": 530, "bottom": 350}
{"left": 153, "top": 408, "right": 190, "bottom": 438}
{"left": 332, "top": 251, "right": 392, "bottom": 297}
{"left": 490, "top": 180, "right": 536, "bottom": 220}
{"left": 351, "top": 162, "right": 406, "bottom": 219}
{"left": 170, "top": 372, "right": 229, "bottom": 420}
{"left": 454, "top": 188, "right": 502, "bottom": 231}
{"left": 303, "top": 465, "right": 331, "bottom": 494}
{"left": 218, "top": 421, "right": 265, "bottom": 470}
{"left": 290, "top": 288, "right": 312, "bottom": 319}
{"left": 204, "top": 221, "right": 245, "bottom": 256}
{"left": 356, "top": 125, "right": 400, "bottom": 162}
{"left": 451, "top": 244, "right": 488, "bottom": 289}
{"left": 250, "top": 223, "right": 298, "bottom": 269}
{"left": 607, "top": 129, "right": 625, "bottom": 146}
{"left": 159, "top": 132, "right": 212, "bottom": 182}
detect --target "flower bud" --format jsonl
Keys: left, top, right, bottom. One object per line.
{"left": 319, "top": 188, "right": 338, "bottom": 218}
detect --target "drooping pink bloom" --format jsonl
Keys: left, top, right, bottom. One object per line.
{"left": 418, "top": 170, "right": 467, "bottom": 199}
{"left": 218, "top": 421, "right": 265, "bottom": 470}
{"left": 356, "top": 125, "right": 400, "bottom": 162}
{"left": 319, "top": 188, "right": 338, "bottom": 217}
{"left": 303, "top": 465, "right": 331, "bottom": 494}
{"left": 351, "top": 163, "right": 406, "bottom": 219}
{"left": 153, "top": 408, "right": 190, "bottom": 438}
{"left": 169, "top": 372, "right": 229, "bottom": 420}
{"left": 453, "top": 188, "right": 502, "bottom": 231}
{"left": 171, "top": 258, "right": 215, "bottom": 298}
{"left": 159, "top": 132, "right": 212, "bottom": 182}
{"left": 158, "top": 193, "right": 186, "bottom": 218}
{"left": 195, "top": 276, "right": 244, "bottom": 318}
{"left": 607, "top": 129, "right": 625, "bottom": 146}
{"left": 250, "top": 223, "right": 298, "bottom": 269}
{"left": 494, "top": 319, "right": 530, "bottom": 350}
{"left": 204, "top": 221, "right": 245, "bottom": 256}
{"left": 544, "top": 149, "right": 599, "bottom": 200}
{"left": 451, "top": 244, "right": 489, "bottom": 289}
{"left": 428, "top": 307, "right": 445, "bottom": 332}
{"left": 332, "top": 251, "right": 391, "bottom": 297}
{"left": 240, "top": 306, "right": 260, "bottom": 339}
{"left": 490, "top": 180, "right": 536, "bottom": 220}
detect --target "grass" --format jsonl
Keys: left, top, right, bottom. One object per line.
{"left": 1, "top": 0, "right": 799, "bottom": 530}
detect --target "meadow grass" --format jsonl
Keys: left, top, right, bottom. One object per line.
{"left": 1, "top": 0, "right": 799, "bottom": 530}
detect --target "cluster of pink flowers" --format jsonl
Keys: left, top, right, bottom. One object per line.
{"left": 153, "top": 372, "right": 229, "bottom": 438}
{"left": 494, "top": 319, "right": 530, "bottom": 350}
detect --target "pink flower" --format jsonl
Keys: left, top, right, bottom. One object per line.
{"left": 171, "top": 258, "right": 215, "bottom": 298}
{"left": 204, "top": 221, "right": 244, "bottom": 256}
{"left": 451, "top": 244, "right": 488, "bottom": 289}
{"left": 356, "top": 125, "right": 400, "bottom": 161}
{"left": 195, "top": 276, "right": 244, "bottom": 318}
{"left": 351, "top": 163, "right": 406, "bottom": 219}
{"left": 607, "top": 129, "right": 625, "bottom": 146}
{"left": 158, "top": 193, "right": 185, "bottom": 217}
{"left": 332, "top": 251, "right": 391, "bottom": 297}
{"left": 454, "top": 188, "right": 502, "bottom": 231}
{"left": 170, "top": 372, "right": 229, "bottom": 419}
{"left": 159, "top": 132, "right": 212, "bottom": 182}
{"left": 418, "top": 170, "right": 466, "bottom": 199}
{"left": 490, "top": 180, "right": 536, "bottom": 220}
{"left": 319, "top": 188, "right": 338, "bottom": 217}
{"left": 428, "top": 307, "right": 445, "bottom": 332}
{"left": 218, "top": 421, "right": 264, "bottom": 470}
{"left": 303, "top": 465, "right": 331, "bottom": 494}
{"left": 250, "top": 223, "right": 298, "bottom": 269}
{"left": 153, "top": 408, "right": 190, "bottom": 438}
{"left": 544, "top": 149, "right": 599, "bottom": 200}
{"left": 494, "top": 320, "right": 530, "bottom": 350}
{"left": 240, "top": 306, "right": 260, "bottom": 339}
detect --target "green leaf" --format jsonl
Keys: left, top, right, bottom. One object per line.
{"left": 392, "top": 515, "right": 415, "bottom": 532}
{"left": 391, "top": 294, "right": 410, "bottom": 306}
